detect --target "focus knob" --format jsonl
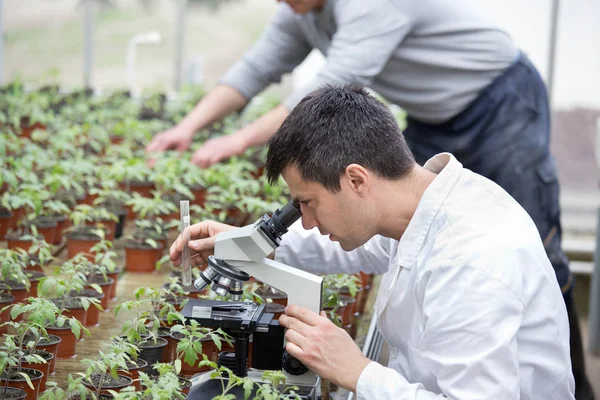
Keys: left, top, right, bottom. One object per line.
{"left": 281, "top": 350, "right": 309, "bottom": 376}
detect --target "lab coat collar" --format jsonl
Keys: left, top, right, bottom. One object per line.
{"left": 396, "top": 153, "right": 463, "bottom": 269}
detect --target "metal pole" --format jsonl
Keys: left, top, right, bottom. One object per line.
{"left": 0, "top": 0, "right": 4, "bottom": 85}
{"left": 174, "top": 0, "right": 188, "bottom": 91}
{"left": 590, "top": 122, "right": 600, "bottom": 353}
{"left": 83, "top": 0, "right": 94, "bottom": 88}
{"left": 546, "top": 0, "right": 560, "bottom": 106}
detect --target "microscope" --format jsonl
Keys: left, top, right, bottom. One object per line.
{"left": 182, "top": 200, "right": 324, "bottom": 399}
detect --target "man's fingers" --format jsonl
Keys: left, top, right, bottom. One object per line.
{"left": 285, "top": 328, "right": 308, "bottom": 349}
{"left": 279, "top": 314, "right": 312, "bottom": 336}
{"left": 285, "top": 341, "right": 306, "bottom": 363}
{"left": 285, "top": 305, "right": 322, "bottom": 326}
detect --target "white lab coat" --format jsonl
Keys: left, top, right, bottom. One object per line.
{"left": 275, "top": 153, "right": 574, "bottom": 400}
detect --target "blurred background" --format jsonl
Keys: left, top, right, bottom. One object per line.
{"left": 3, "top": 0, "right": 600, "bottom": 191}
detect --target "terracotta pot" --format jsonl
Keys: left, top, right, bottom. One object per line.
{"left": 1, "top": 368, "right": 43, "bottom": 400}
{"left": 66, "top": 232, "right": 102, "bottom": 260}
{"left": 83, "top": 192, "right": 99, "bottom": 206}
{"left": 161, "top": 329, "right": 177, "bottom": 363}
{"left": 34, "top": 334, "right": 61, "bottom": 374}
{"left": 46, "top": 326, "right": 77, "bottom": 358}
{"left": 60, "top": 303, "right": 88, "bottom": 328}
{"left": 19, "top": 122, "right": 46, "bottom": 139}
{"left": 82, "top": 373, "right": 133, "bottom": 396}
{"left": 0, "top": 209, "right": 13, "bottom": 240}
{"left": 119, "top": 359, "right": 148, "bottom": 391}
{"left": 124, "top": 244, "right": 163, "bottom": 273}
{"left": 86, "top": 219, "right": 117, "bottom": 241}
{"left": 110, "top": 135, "right": 124, "bottom": 145}
{"left": 171, "top": 332, "right": 216, "bottom": 377}
{"left": 180, "top": 377, "right": 192, "bottom": 396}
{"left": 32, "top": 218, "right": 58, "bottom": 245}
{"left": 6, "top": 235, "right": 35, "bottom": 253}
{"left": 0, "top": 387, "right": 27, "bottom": 400}
{"left": 24, "top": 271, "right": 45, "bottom": 298}
{"left": 54, "top": 215, "right": 69, "bottom": 245}
{"left": 0, "top": 293, "right": 16, "bottom": 333}
{"left": 357, "top": 272, "right": 373, "bottom": 290}
{"left": 78, "top": 288, "right": 105, "bottom": 327}
{"left": 190, "top": 185, "right": 206, "bottom": 206}
{"left": 5, "top": 284, "right": 29, "bottom": 304}
{"left": 106, "top": 270, "right": 122, "bottom": 300}
{"left": 86, "top": 276, "right": 114, "bottom": 312}
{"left": 120, "top": 181, "right": 155, "bottom": 198}
{"left": 21, "top": 350, "right": 53, "bottom": 392}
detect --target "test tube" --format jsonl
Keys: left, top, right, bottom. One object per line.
{"left": 180, "top": 200, "right": 192, "bottom": 286}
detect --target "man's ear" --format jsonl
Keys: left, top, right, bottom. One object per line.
{"left": 344, "top": 164, "right": 370, "bottom": 195}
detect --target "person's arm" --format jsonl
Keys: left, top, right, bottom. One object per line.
{"left": 274, "top": 221, "right": 395, "bottom": 275}
{"left": 356, "top": 263, "right": 524, "bottom": 399}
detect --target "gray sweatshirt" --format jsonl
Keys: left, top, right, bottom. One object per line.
{"left": 221, "top": 0, "right": 518, "bottom": 123}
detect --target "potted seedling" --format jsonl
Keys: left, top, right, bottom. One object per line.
{"left": 35, "top": 199, "right": 71, "bottom": 245}
{"left": 1, "top": 316, "right": 54, "bottom": 392}
{"left": 0, "top": 335, "right": 45, "bottom": 400}
{"left": 8, "top": 298, "right": 63, "bottom": 375}
{"left": 89, "top": 180, "right": 130, "bottom": 239}
{"left": 38, "top": 257, "right": 96, "bottom": 358}
{"left": 79, "top": 346, "right": 134, "bottom": 396}
{"left": 114, "top": 288, "right": 168, "bottom": 373}
{"left": 110, "top": 364, "right": 187, "bottom": 400}
{"left": 169, "top": 319, "right": 232, "bottom": 378}
{"left": 106, "top": 337, "right": 147, "bottom": 391}
{"left": 0, "top": 249, "right": 31, "bottom": 303}
{"left": 66, "top": 204, "right": 116, "bottom": 259}
{"left": 88, "top": 240, "right": 121, "bottom": 303}
{"left": 40, "top": 374, "right": 114, "bottom": 400}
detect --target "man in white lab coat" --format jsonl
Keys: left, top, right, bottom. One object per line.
{"left": 170, "top": 85, "right": 575, "bottom": 399}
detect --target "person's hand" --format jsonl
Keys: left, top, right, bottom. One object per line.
{"left": 191, "top": 133, "right": 247, "bottom": 168}
{"left": 279, "top": 305, "right": 371, "bottom": 392}
{"left": 169, "top": 221, "right": 236, "bottom": 267}
{"left": 146, "top": 125, "right": 194, "bottom": 155}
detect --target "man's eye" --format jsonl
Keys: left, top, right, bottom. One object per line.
{"left": 300, "top": 200, "right": 310, "bottom": 206}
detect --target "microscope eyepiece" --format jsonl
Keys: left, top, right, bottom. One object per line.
{"left": 259, "top": 200, "right": 301, "bottom": 245}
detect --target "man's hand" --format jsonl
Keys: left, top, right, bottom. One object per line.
{"left": 191, "top": 132, "right": 247, "bottom": 168}
{"left": 170, "top": 221, "right": 235, "bottom": 267}
{"left": 146, "top": 125, "right": 194, "bottom": 154}
{"left": 279, "top": 305, "right": 371, "bottom": 392}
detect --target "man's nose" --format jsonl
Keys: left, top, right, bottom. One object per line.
{"left": 300, "top": 208, "right": 317, "bottom": 230}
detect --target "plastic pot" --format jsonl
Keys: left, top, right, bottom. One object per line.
{"left": 138, "top": 337, "right": 168, "bottom": 374}
{"left": 82, "top": 373, "right": 133, "bottom": 396}
{"left": 0, "top": 368, "right": 43, "bottom": 400}
{"left": 124, "top": 242, "right": 163, "bottom": 273}
{"left": 20, "top": 350, "right": 53, "bottom": 392}
{"left": 86, "top": 276, "right": 114, "bottom": 311}
{"left": 0, "top": 293, "right": 16, "bottom": 333}
{"left": 46, "top": 326, "right": 77, "bottom": 358}
{"left": 119, "top": 359, "right": 147, "bottom": 391}
{"left": 34, "top": 334, "right": 61, "bottom": 374}
{"left": 0, "top": 208, "right": 13, "bottom": 240}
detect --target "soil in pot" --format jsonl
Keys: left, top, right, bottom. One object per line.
{"left": 0, "top": 368, "right": 44, "bottom": 400}
{"left": 124, "top": 240, "right": 163, "bottom": 273}
{"left": 137, "top": 337, "right": 168, "bottom": 374}
{"left": 0, "top": 387, "right": 27, "bottom": 400}
{"left": 46, "top": 325, "right": 77, "bottom": 358}
{"left": 20, "top": 349, "right": 53, "bottom": 392}
{"left": 31, "top": 334, "right": 61, "bottom": 374}
{"left": 82, "top": 372, "right": 133, "bottom": 396}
